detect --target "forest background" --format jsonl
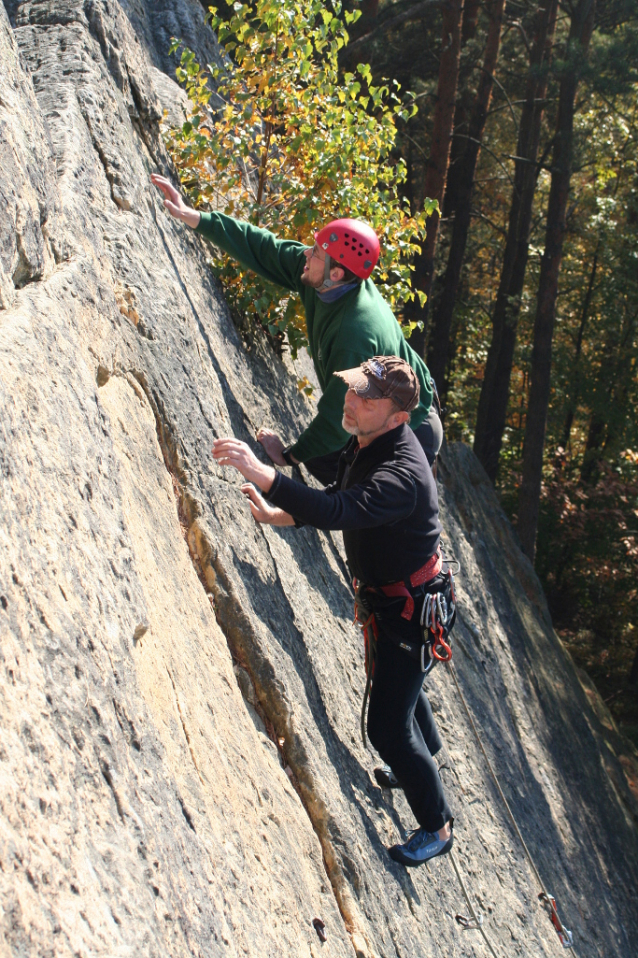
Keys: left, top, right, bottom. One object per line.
{"left": 169, "top": 0, "right": 638, "bottom": 743}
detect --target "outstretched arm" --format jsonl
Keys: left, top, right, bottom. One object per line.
{"left": 151, "top": 174, "right": 200, "bottom": 228}
{"left": 152, "top": 176, "right": 306, "bottom": 291}
{"left": 265, "top": 465, "right": 416, "bottom": 531}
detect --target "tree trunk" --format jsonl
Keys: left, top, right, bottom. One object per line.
{"left": 405, "top": 0, "right": 464, "bottom": 359}
{"left": 517, "top": 0, "right": 597, "bottom": 561}
{"left": 442, "top": 0, "right": 481, "bottom": 221}
{"left": 559, "top": 245, "right": 599, "bottom": 451}
{"left": 426, "top": 0, "right": 506, "bottom": 394}
{"left": 580, "top": 415, "right": 607, "bottom": 483}
{"left": 473, "top": 0, "right": 558, "bottom": 481}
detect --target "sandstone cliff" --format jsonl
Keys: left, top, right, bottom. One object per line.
{"left": 1, "top": 3, "right": 637, "bottom": 957}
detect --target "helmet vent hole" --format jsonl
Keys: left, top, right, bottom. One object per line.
{"left": 340, "top": 254, "right": 344, "bottom": 259}
{"left": 358, "top": 251, "right": 362, "bottom": 256}
{"left": 344, "top": 233, "right": 350, "bottom": 238}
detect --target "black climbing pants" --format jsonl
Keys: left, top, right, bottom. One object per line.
{"left": 304, "top": 406, "right": 443, "bottom": 486}
{"left": 367, "top": 638, "right": 452, "bottom": 834}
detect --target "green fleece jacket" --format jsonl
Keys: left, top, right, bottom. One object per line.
{"left": 196, "top": 211, "right": 434, "bottom": 463}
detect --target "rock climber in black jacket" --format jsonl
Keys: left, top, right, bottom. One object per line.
{"left": 212, "top": 356, "right": 454, "bottom": 867}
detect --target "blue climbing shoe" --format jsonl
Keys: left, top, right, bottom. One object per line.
{"left": 389, "top": 826, "right": 453, "bottom": 867}
{"left": 374, "top": 765, "right": 400, "bottom": 789}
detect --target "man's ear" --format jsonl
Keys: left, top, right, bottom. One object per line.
{"left": 329, "top": 265, "right": 345, "bottom": 283}
{"left": 392, "top": 409, "right": 410, "bottom": 427}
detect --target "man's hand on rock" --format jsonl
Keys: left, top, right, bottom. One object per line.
{"left": 212, "top": 437, "right": 276, "bottom": 492}
{"left": 257, "top": 427, "right": 298, "bottom": 467}
{"left": 151, "top": 174, "right": 200, "bottom": 228}
{"left": 241, "top": 484, "right": 294, "bottom": 526}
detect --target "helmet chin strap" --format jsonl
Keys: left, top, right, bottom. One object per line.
{"left": 317, "top": 254, "right": 341, "bottom": 291}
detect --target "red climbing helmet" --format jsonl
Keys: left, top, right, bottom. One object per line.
{"left": 314, "top": 219, "right": 380, "bottom": 280}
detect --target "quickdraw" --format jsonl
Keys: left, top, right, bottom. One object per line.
{"left": 539, "top": 893, "right": 574, "bottom": 949}
{"left": 455, "top": 912, "right": 484, "bottom": 930}
{"left": 421, "top": 589, "right": 453, "bottom": 661}
{"left": 419, "top": 567, "right": 456, "bottom": 673}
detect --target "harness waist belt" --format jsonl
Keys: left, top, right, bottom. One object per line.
{"left": 380, "top": 548, "right": 443, "bottom": 620}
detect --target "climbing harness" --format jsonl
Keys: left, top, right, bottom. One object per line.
{"left": 376, "top": 547, "right": 443, "bottom": 621}
{"left": 446, "top": 653, "right": 576, "bottom": 952}
{"left": 354, "top": 548, "right": 457, "bottom": 746}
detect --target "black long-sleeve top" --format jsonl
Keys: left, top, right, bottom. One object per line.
{"left": 264, "top": 423, "right": 441, "bottom": 585}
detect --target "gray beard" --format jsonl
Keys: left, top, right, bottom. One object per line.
{"left": 342, "top": 412, "right": 394, "bottom": 439}
{"left": 342, "top": 416, "right": 359, "bottom": 436}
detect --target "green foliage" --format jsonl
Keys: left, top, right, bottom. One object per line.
{"left": 164, "top": 0, "right": 434, "bottom": 358}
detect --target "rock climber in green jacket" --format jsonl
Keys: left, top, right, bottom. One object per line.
{"left": 151, "top": 174, "right": 442, "bottom": 484}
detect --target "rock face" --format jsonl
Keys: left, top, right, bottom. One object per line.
{"left": 1, "top": 3, "right": 637, "bottom": 957}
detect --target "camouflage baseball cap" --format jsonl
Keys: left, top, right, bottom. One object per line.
{"left": 335, "top": 356, "right": 420, "bottom": 412}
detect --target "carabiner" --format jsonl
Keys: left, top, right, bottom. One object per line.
{"left": 431, "top": 625, "right": 452, "bottom": 662}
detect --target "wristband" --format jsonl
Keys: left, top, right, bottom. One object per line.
{"left": 282, "top": 446, "right": 296, "bottom": 467}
